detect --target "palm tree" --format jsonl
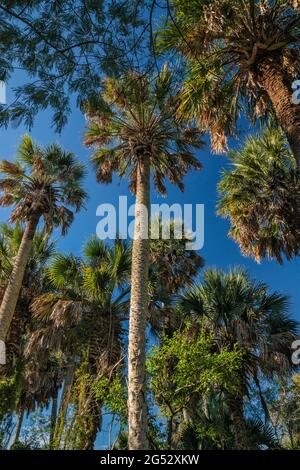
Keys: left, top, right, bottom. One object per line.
{"left": 0, "top": 222, "right": 60, "bottom": 447}
{"left": 148, "top": 217, "right": 204, "bottom": 337}
{"left": 180, "top": 267, "right": 298, "bottom": 449}
{"left": 84, "top": 68, "right": 203, "bottom": 449}
{"left": 217, "top": 127, "right": 300, "bottom": 263}
{"left": 27, "top": 237, "right": 131, "bottom": 449}
{"left": 162, "top": 0, "right": 300, "bottom": 167}
{"left": 0, "top": 222, "right": 56, "bottom": 373}
{"left": 0, "top": 135, "right": 86, "bottom": 360}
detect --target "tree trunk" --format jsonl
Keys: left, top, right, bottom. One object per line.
{"left": 167, "top": 415, "right": 174, "bottom": 450}
{"left": 81, "top": 399, "right": 103, "bottom": 450}
{"left": 50, "top": 388, "right": 58, "bottom": 449}
{"left": 54, "top": 361, "right": 76, "bottom": 449}
{"left": 226, "top": 392, "right": 248, "bottom": 450}
{"left": 128, "top": 156, "right": 150, "bottom": 450}
{"left": 11, "top": 408, "right": 24, "bottom": 448}
{"left": 258, "top": 55, "right": 300, "bottom": 170}
{"left": 0, "top": 215, "right": 39, "bottom": 364}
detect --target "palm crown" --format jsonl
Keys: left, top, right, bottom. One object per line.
{"left": 84, "top": 68, "right": 203, "bottom": 195}
{"left": 161, "top": 0, "right": 300, "bottom": 153}
{"left": 29, "top": 237, "right": 131, "bottom": 370}
{"left": 0, "top": 135, "right": 87, "bottom": 235}
{"left": 217, "top": 128, "right": 300, "bottom": 264}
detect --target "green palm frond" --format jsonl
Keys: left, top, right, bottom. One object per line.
{"left": 84, "top": 67, "right": 203, "bottom": 195}
{"left": 218, "top": 127, "right": 300, "bottom": 263}
{"left": 0, "top": 135, "right": 87, "bottom": 234}
{"left": 47, "top": 254, "right": 82, "bottom": 291}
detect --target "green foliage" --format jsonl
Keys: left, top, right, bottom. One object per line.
{"left": 147, "top": 327, "right": 242, "bottom": 416}
{"left": 0, "top": 1, "right": 146, "bottom": 131}
{"left": 84, "top": 68, "right": 203, "bottom": 196}
{"left": 95, "top": 374, "right": 127, "bottom": 423}
{"left": 218, "top": 127, "right": 300, "bottom": 263}
{"left": 0, "top": 364, "right": 23, "bottom": 421}
{"left": 266, "top": 374, "right": 300, "bottom": 449}
{"left": 0, "top": 135, "right": 87, "bottom": 234}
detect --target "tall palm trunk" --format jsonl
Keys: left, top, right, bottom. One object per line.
{"left": 0, "top": 214, "right": 39, "bottom": 364}
{"left": 54, "top": 361, "right": 76, "bottom": 449}
{"left": 226, "top": 392, "right": 248, "bottom": 449}
{"left": 11, "top": 408, "right": 24, "bottom": 448}
{"left": 128, "top": 155, "right": 150, "bottom": 450}
{"left": 258, "top": 56, "right": 300, "bottom": 170}
{"left": 50, "top": 388, "right": 58, "bottom": 449}
{"left": 81, "top": 398, "right": 103, "bottom": 450}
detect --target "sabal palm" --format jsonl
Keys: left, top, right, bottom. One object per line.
{"left": 0, "top": 135, "right": 86, "bottom": 357}
{"left": 180, "top": 268, "right": 298, "bottom": 448}
{"left": 148, "top": 218, "right": 204, "bottom": 336}
{"left": 84, "top": 68, "right": 203, "bottom": 449}
{"left": 0, "top": 223, "right": 56, "bottom": 373}
{"left": 218, "top": 127, "right": 300, "bottom": 263}
{"left": 163, "top": 0, "right": 300, "bottom": 166}
{"left": 0, "top": 223, "right": 58, "bottom": 446}
{"left": 27, "top": 237, "right": 131, "bottom": 449}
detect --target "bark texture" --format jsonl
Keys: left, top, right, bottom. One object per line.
{"left": 128, "top": 156, "right": 150, "bottom": 450}
{"left": 54, "top": 361, "right": 76, "bottom": 449}
{"left": 11, "top": 408, "right": 24, "bottom": 448}
{"left": 50, "top": 388, "right": 58, "bottom": 449}
{"left": 0, "top": 215, "right": 39, "bottom": 363}
{"left": 258, "top": 56, "right": 300, "bottom": 170}
{"left": 81, "top": 398, "right": 103, "bottom": 450}
{"left": 226, "top": 392, "right": 248, "bottom": 450}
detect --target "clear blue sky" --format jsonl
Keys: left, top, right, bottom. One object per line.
{"left": 0, "top": 74, "right": 299, "bottom": 449}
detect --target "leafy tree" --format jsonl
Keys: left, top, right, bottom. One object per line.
{"left": 179, "top": 268, "right": 298, "bottom": 449}
{"left": 0, "top": 135, "right": 86, "bottom": 359}
{"left": 0, "top": 0, "right": 147, "bottom": 131}
{"left": 84, "top": 68, "right": 203, "bottom": 449}
{"left": 218, "top": 127, "right": 300, "bottom": 263}
{"left": 160, "top": 0, "right": 300, "bottom": 168}
{"left": 147, "top": 326, "right": 243, "bottom": 449}
{"left": 267, "top": 374, "right": 300, "bottom": 449}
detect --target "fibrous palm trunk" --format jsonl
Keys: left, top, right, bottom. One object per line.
{"left": 81, "top": 398, "right": 103, "bottom": 450}
{"left": 226, "top": 392, "right": 248, "bottom": 450}
{"left": 53, "top": 361, "right": 76, "bottom": 449}
{"left": 0, "top": 214, "right": 39, "bottom": 364}
{"left": 11, "top": 408, "right": 24, "bottom": 448}
{"left": 128, "top": 156, "right": 150, "bottom": 450}
{"left": 50, "top": 388, "right": 58, "bottom": 449}
{"left": 258, "top": 56, "right": 300, "bottom": 170}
